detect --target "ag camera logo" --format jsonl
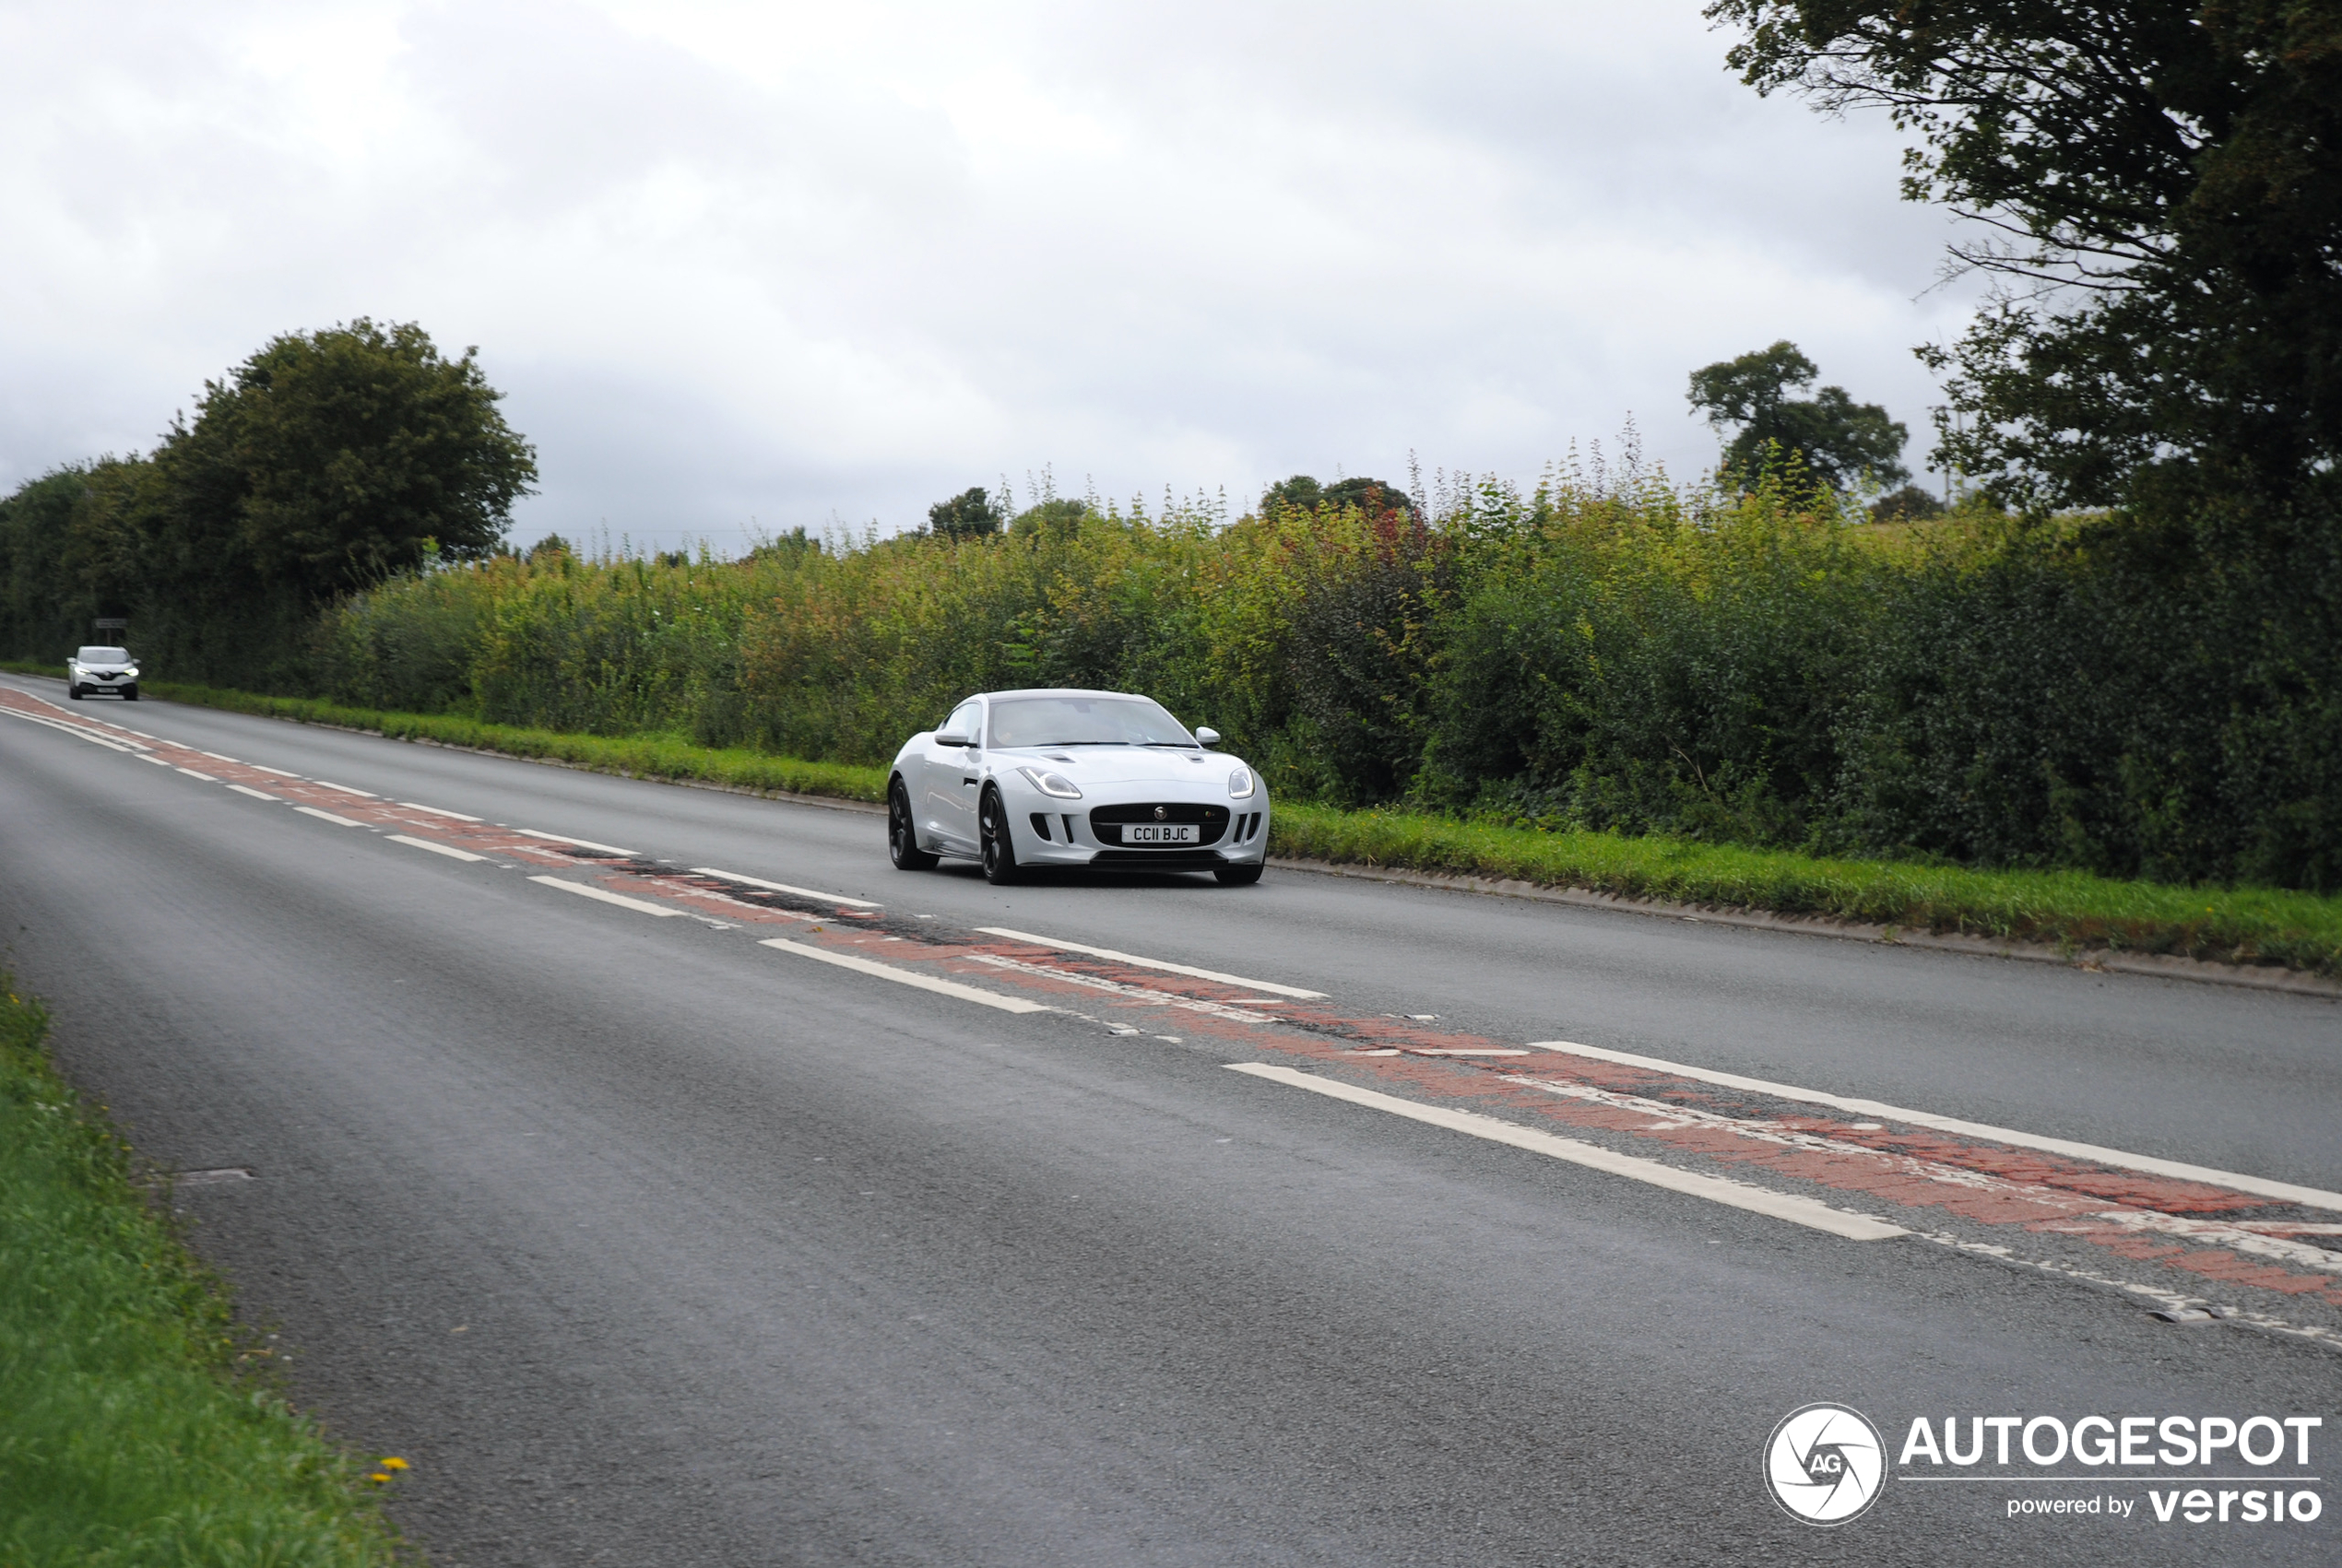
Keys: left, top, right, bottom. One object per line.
{"left": 1766, "top": 1403, "right": 1887, "bottom": 1525}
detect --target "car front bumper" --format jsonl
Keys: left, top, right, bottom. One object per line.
{"left": 1004, "top": 790, "right": 1270, "bottom": 869}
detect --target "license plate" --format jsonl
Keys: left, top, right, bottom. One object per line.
{"left": 1125, "top": 823, "right": 1198, "bottom": 844}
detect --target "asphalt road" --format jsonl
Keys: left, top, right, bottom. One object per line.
{"left": 3, "top": 677, "right": 2336, "bottom": 1566}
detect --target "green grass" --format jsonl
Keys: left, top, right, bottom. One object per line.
{"left": 0, "top": 976, "right": 409, "bottom": 1566}
{"left": 1274, "top": 803, "right": 2342, "bottom": 977}
{"left": 145, "top": 682, "right": 891, "bottom": 803}
{"left": 16, "top": 666, "right": 2337, "bottom": 978}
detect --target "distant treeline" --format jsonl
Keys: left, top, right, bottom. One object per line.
{"left": 0, "top": 319, "right": 533, "bottom": 688}
{"left": 290, "top": 466, "right": 2338, "bottom": 893}
{"left": 6, "top": 324, "right": 2339, "bottom": 893}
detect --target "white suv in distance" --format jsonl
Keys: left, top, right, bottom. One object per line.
{"left": 67, "top": 645, "right": 140, "bottom": 701}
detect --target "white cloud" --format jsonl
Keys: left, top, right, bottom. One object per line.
{"left": 0, "top": 0, "right": 1985, "bottom": 550}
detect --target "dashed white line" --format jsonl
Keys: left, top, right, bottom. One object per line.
{"left": 247, "top": 764, "right": 301, "bottom": 778}
{"left": 389, "top": 834, "right": 487, "bottom": 863}
{"left": 1414, "top": 1048, "right": 1531, "bottom": 1056}
{"left": 294, "top": 806, "right": 366, "bottom": 827}
{"left": 518, "top": 829, "right": 636, "bottom": 855}
{"left": 227, "top": 784, "right": 280, "bottom": 801}
{"left": 174, "top": 768, "right": 219, "bottom": 782}
{"left": 124, "top": 729, "right": 158, "bottom": 739}
{"left": 0, "top": 709, "right": 143, "bottom": 751}
{"left": 1526, "top": 1040, "right": 2342, "bottom": 1211}
{"left": 692, "top": 867, "right": 881, "bottom": 907}
{"left": 529, "top": 876, "right": 679, "bottom": 915}
{"left": 759, "top": 937, "right": 1053, "bottom": 1012}
{"left": 138, "top": 755, "right": 171, "bottom": 766}
{"left": 399, "top": 802, "right": 482, "bottom": 821}
{"left": 975, "top": 927, "right": 1330, "bottom": 999}
{"left": 199, "top": 750, "right": 242, "bottom": 763}
{"left": 1225, "top": 1063, "right": 1909, "bottom": 1241}
{"left": 308, "top": 780, "right": 376, "bottom": 796}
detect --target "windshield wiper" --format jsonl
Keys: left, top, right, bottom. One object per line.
{"left": 1029, "top": 739, "right": 1130, "bottom": 747}
{"left": 1141, "top": 740, "right": 1200, "bottom": 748}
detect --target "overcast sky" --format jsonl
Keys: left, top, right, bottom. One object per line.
{"left": 3, "top": 1, "right": 1985, "bottom": 553}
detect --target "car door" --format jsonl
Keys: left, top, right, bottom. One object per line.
{"left": 924, "top": 699, "right": 985, "bottom": 852}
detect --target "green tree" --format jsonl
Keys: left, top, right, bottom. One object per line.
{"left": 1260, "top": 475, "right": 1415, "bottom": 516}
{"left": 927, "top": 487, "right": 1002, "bottom": 538}
{"left": 1007, "top": 498, "right": 1092, "bottom": 539}
{"left": 1869, "top": 483, "right": 1945, "bottom": 523}
{"left": 1706, "top": 2, "right": 2342, "bottom": 511}
{"left": 158, "top": 319, "right": 537, "bottom": 603}
{"left": 1687, "top": 341, "right": 1910, "bottom": 489}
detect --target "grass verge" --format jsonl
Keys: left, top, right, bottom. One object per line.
{"left": 15, "top": 667, "right": 2336, "bottom": 978}
{"left": 145, "top": 681, "right": 890, "bottom": 803}
{"left": 1274, "top": 803, "right": 2342, "bottom": 977}
{"left": 0, "top": 975, "right": 408, "bottom": 1565}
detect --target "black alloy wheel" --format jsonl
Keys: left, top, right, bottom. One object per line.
{"left": 979, "top": 787, "right": 1021, "bottom": 885}
{"left": 1213, "top": 863, "right": 1263, "bottom": 887}
{"left": 888, "top": 780, "right": 939, "bottom": 870}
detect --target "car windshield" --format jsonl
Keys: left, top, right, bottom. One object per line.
{"left": 77, "top": 647, "right": 129, "bottom": 662}
{"left": 988, "top": 696, "right": 1193, "bottom": 749}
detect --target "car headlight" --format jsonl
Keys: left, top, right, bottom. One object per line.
{"left": 1017, "top": 765, "right": 1082, "bottom": 800}
{"left": 1227, "top": 765, "right": 1255, "bottom": 798}
{"left": 123, "top": 667, "right": 138, "bottom": 679}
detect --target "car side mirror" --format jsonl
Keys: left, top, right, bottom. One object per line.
{"left": 1194, "top": 726, "right": 1221, "bottom": 748}
{"left": 934, "top": 730, "right": 973, "bottom": 748}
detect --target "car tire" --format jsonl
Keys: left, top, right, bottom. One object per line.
{"left": 1213, "top": 863, "right": 1264, "bottom": 887}
{"left": 66, "top": 683, "right": 82, "bottom": 700}
{"left": 122, "top": 686, "right": 139, "bottom": 701}
{"left": 979, "top": 787, "right": 1022, "bottom": 885}
{"left": 888, "top": 780, "right": 939, "bottom": 870}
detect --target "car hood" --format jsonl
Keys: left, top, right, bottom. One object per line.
{"left": 995, "top": 746, "right": 1250, "bottom": 789}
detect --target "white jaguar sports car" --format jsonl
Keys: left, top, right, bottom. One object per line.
{"left": 887, "top": 688, "right": 1269, "bottom": 886}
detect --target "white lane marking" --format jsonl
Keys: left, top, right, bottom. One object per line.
{"left": 518, "top": 829, "right": 636, "bottom": 855}
{"left": 963, "top": 952, "right": 1288, "bottom": 1021}
{"left": 761, "top": 937, "right": 1053, "bottom": 1013}
{"left": 124, "top": 729, "right": 157, "bottom": 739}
{"left": 0, "top": 708, "right": 143, "bottom": 751}
{"left": 390, "top": 834, "right": 488, "bottom": 864}
{"left": 308, "top": 780, "right": 375, "bottom": 796}
{"left": 294, "top": 806, "right": 366, "bottom": 827}
{"left": 199, "top": 750, "right": 241, "bottom": 762}
{"left": 1226, "top": 1063, "right": 1908, "bottom": 1241}
{"left": 529, "top": 876, "right": 680, "bottom": 915}
{"left": 138, "top": 755, "right": 172, "bottom": 766}
{"left": 1527, "top": 1040, "right": 2342, "bottom": 1212}
{"left": 227, "top": 784, "right": 280, "bottom": 801}
{"left": 247, "top": 764, "right": 301, "bottom": 778}
{"left": 1414, "top": 1048, "right": 1531, "bottom": 1056}
{"left": 1507, "top": 1072, "right": 2342, "bottom": 1273}
{"left": 399, "top": 801, "right": 482, "bottom": 821}
{"left": 692, "top": 867, "right": 881, "bottom": 907}
{"left": 175, "top": 767, "right": 219, "bottom": 781}
{"left": 976, "top": 927, "right": 1329, "bottom": 998}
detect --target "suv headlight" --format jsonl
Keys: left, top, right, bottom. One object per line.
{"left": 1227, "top": 765, "right": 1255, "bottom": 798}
{"left": 1017, "top": 765, "right": 1082, "bottom": 800}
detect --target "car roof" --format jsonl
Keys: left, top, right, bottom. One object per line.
{"left": 976, "top": 688, "right": 1148, "bottom": 702}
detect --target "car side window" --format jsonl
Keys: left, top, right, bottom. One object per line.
{"left": 943, "top": 701, "right": 981, "bottom": 743}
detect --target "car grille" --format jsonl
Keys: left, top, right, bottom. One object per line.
{"left": 1087, "top": 802, "right": 1230, "bottom": 847}
{"left": 1089, "top": 849, "right": 1227, "bottom": 869}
